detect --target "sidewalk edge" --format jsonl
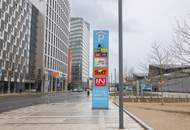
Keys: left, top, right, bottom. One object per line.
{"left": 113, "top": 102, "right": 154, "bottom": 130}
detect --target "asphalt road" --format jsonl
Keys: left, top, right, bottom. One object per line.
{"left": 0, "top": 92, "right": 88, "bottom": 113}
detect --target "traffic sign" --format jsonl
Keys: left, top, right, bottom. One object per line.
{"left": 94, "top": 48, "right": 108, "bottom": 53}
{"left": 94, "top": 52, "right": 108, "bottom": 58}
{"left": 100, "top": 48, "right": 108, "bottom": 52}
{"left": 93, "top": 30, "right": 109, "bottom": 49}
{"left": 94, "top": 58, "right": 108, "bottom": 68}
{"left": 92, "top": 30, "right": 109, "bottom": 109}
{"left": 93, "top": 68, "right": 108, "bottom": 77}
{"left": 95, "top": 78, "right": 107, "bottom": 86}
{"left": 101, "top": 52, "right": 108, "bottom": 57}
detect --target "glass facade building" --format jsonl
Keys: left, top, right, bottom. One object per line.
{"left": 69, "top": 17, "right": 90, "bottom": 89}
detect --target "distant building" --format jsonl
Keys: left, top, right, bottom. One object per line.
{"left": 133, "top": 73, "right": 148, "bottom": 81}
{"left": 148, "top": 64, "right": 190, "bottom": 92}
{"left": 87, "top": 77, "right": 93, "bottom": 90}
{"left": 69, "top": 17, "right": 90, "bottom": 89}
{"left": 149, "top": 64, "right": 190, "bottom": 77}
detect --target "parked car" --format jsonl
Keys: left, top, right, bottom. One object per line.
{"left": 72, "top": 88, "right": 78, "bottom": 92}
{"left": 140, "top": 84, "right": 152, "bottom": 91}
{"left": 127, "top": 85, "right": 133, "bottom": 91}
{"left": 77, "top": 88, "right": 83, "bottom": 92}
{"left": 72, "top": 88, "right": 83, "bottom": 92}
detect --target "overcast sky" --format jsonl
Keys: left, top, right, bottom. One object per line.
{"left": 70, "top": 0, "right": 190, "bottom": 76}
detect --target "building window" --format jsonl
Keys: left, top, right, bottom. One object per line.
{"left": 44, "top": 56, "right": 47, "bottom": 67}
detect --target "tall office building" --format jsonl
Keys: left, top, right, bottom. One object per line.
{"left": 0, "top": 0, "right": 36, "bottom": 93}
{"left": 30, "top": 0, "right": 70, "bottom": 92}
{"left": 69, "top": 17, "right": 90, "bottom": 89}
{"left": 29, "top": 5, "right": 45, "bottom": 92}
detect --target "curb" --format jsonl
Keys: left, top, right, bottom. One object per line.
{"left": 0, "top": 92, "right": 67, "bottom": 97}
{"left": 0, "top": 93, "right": 43, "bottom": 97}
{"left": 113, "top": 102, "right": 154, "bottom": 130}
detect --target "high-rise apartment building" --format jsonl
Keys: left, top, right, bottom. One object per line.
{"left": 0, "top": 0, "right": 35, "bottom": 93}
{"left": 30, "top": 0, "right": 70, "bottom": 92}
{"left": 69, "top": 17, "right": 90, "bottom": 89}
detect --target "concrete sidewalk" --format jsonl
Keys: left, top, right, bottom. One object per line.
{"left": 0, "top": 94, "right": 144, "bottom": 130}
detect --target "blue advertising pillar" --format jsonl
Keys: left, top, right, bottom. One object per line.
{"left": 92, "top": 30, "right": 109, "bottom": 109}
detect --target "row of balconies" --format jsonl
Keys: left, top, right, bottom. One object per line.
{"left": 2, "top": 33, "right": 29, "bottom": 51}
{"left": 1, "top": 17, "right": 30, "bottom": 44}
{"left": 0, "top": 33, "right": 30, "bottom": 54}
{"left": 0, "top": 0, "right": 25, "bottom": 22}
{"left": 0, "top": 59, "right": 28, "bottom": 73}
{"left": 1, "top": 42, "right": 29, "bottom": 63}
{"left": 0, "top": 70, "right": 27, "bottom": 82}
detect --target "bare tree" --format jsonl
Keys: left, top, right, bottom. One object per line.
{"left": 139, "top": 42, "right": 172, "bottom": 73}
{"left": 149, "top": 42, "right": 173, "bottom": 66}
{"left": 171, "top": 17, "right": 190, "bottom": 64}
{"left": 138, "top": 60, "right": 149, "bottom": 74}
{"left": 149, "top": 42, "right": 173, "bottom": 105}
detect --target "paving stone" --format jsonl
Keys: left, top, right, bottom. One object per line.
{"left": 0, "top": 94, "right": 145, "bottom": 130}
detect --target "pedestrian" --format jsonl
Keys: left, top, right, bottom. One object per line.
{"left": 87, "top": 89, "right": 90, "bottom": 96}
{"left": 19, "top": 89, "right": 22, "bottom": 94}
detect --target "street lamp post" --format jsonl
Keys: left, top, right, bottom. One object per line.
{"left": 8, "top": 70, "right": 13, "bottom": 94}
{"left": 114, "top": 68, "right": 117, "bottom": 87}
{"left": 118, "top": 0, "right": 124, "bottom": 129}
{"left": 8, "top": 73, "right": 11, "bottom": 94}
{"left": 111, "top": 73, "right": 113, "bottom": 87}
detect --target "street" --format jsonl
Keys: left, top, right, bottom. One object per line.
{"left": 0, "top": 94, "right": 45, "bottom": 113}
{"left": 0, "top": 92, "right": 85, "bottom": 113}
{"left": 0, "top": 92, "right": 145, "bottom": 130}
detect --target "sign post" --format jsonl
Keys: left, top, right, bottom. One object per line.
{"left": 92, "top": 30, "right": 109, "bottom": 109}
{"left": 118, "top": 0, "right": 124, "bottom": 128}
